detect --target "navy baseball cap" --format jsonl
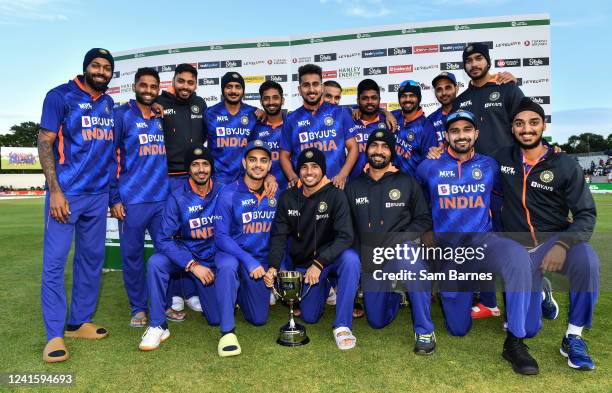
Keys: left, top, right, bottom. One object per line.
{"left": 445, "top": 110, "right": 478, "bottom": 130}
{"left": 243, "top": 139, "right": 271, "bottom": 158}
{"left": 432, "top": 72, "right": 457, "bottom": 87}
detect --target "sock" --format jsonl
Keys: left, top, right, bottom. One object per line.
{"left": 566, "top": 324, "right": 583, "bottom": 337}
{"left": 221, "top": 329, "right": 235, "bottom": 336}
{"left": 160, "top": 322, "right": 168, "bottom": 330}
{"left": 66, "top": 323, "right": 83, "bottom": 331}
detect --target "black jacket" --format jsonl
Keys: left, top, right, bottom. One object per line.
{"left": 269, "top": 182, "right": 354, "bottom": 269}
{"left": 453, "top": 81, "right": 524, "bottom": 155}
{"left": 494, "top": 144, "right": 596, "bottom": 247}
{"left": 345, "top": 170, "right": 432, "bottom": 256}
{"left": 156, "top": 91, "right": 207, "bottom": 174}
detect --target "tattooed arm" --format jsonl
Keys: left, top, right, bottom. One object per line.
{"left": 38, "top": 129, "right": 70, "bottom": 223}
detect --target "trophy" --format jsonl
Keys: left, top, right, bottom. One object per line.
{"left": 273, "top": 271, "right": 311, "bottom": 346}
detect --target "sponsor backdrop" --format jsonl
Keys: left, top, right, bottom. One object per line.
{"left": 104, "top": 14, "right": 551, "bottom": 269}
{"left": 0, "top": 147, "right": 41, "bottom": 170}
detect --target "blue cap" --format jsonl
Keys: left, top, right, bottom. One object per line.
{"left": 432, "top": 72, "right": 457, "bottom": 87}
{"left": 445, "top": 110, "right": 478, "bottom": 130}
{"left": 243, "top": 139, "right": 271, "bottom": 158}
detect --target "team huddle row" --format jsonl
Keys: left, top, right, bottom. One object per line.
{"left": 37, "top": 45, "right": 599, "bottom": 376}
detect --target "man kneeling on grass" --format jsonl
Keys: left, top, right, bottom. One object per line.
{"left": 268, "top": 148, "right": 361, "bottom": 350}
{"left": 139, "top": 146, "right": 221, "bottom": 351}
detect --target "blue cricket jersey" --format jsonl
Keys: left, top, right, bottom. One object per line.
{"left": 158, "top": 178, "right": 221, "bottom": 268}
{"left": 205, "top": 101, "right": 257, "bottom": 185}
{"left": 391, "top": 109, "right": 438, "bottom": 177}
{"left": 110, "top": 100, "right": 169, "bottom": 206}
{"left": 280, "top": 101, "right": 354, "bottom": 178}
{"left": 416, "top": 149, "right": 501, "bottom": 234}
{"left": 427, "top": 106, "right": 448, "bottom": 144}
{"left": 214, "top": 179, "right": 279, "bottom": 272}
{"left": 249, "top": 119, "right": 288, "bottom": 191}
{"left": 40, "top": 76, "right": 115, "bottom": 195}
{"left": 347, "top": 113, "right": 389, "bottom": 179}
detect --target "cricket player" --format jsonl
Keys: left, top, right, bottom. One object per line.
{"left": 417, "top": 110, "right": 537, "bottom": 375}
{"left": 249, "top": 81, "right": 288, "bottom": 191}
{"left": 213, "top": 140, "right": 279, "bottom": 356}
{"left": 110, "top": 67, "right": 169, "bottom": 327}
{"left": 495, "top": 98, "right": 599, "bottom": 371}
{"left": 139, "top": 146, "right": 221, "bottom": 351}
{"left": 345, "top": 129, "right": 435, "bottom": 354}
{"left": 348, "top": 79, "right": 390, "bottom": 180}
{"left": 279, "top": 64, "right": 358, "bottom": 189}
{"left": 269, "top": 148, "right": 360, "bottom": 350}
{"left": 38, "top": 48, "right": 115, "bottom": 363}
{"left": 391, "top": 80, "right": 438, "bottom": 176}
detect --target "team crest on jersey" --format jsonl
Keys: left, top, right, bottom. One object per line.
{"left": 472, "top": 167, "right": 483, "bottom": 180}
{"left": 489, "top": 92, "right": 500, "bottom": 101}
{"left": 305, "top": 151, "right": 314, "bottom": 159}
{"left": 406, "top": 132, "right": 415, "bottom": 142}
{"left": 241, "top": 115, "right": 249, "bottom": 125}
{"left": 269, "top": 198, "right": 277, "bottom": 207}
{"left": 318, "top": 201, "right": 328, "bottom": 213}
{"left": 242, "top": 212, "right": 253, "bottom": 224}
{"left": 377, "top": 122, "right": 386, "bottom": 129}
{"left": 389, "top": 189, "right": 401, "bottom": 200}
{"left": 191, "top": 105, "right": 200, "bottom": 114}
{"left": 324, "top": 116, "right": 334, "bottom": 126}
{"left": 540, "top": 170, "right": 554, "bottom": 183}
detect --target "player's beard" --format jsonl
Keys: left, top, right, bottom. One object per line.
{"left": 191, "top": 172, "right": 210, "bottom": 185}
{"left": 84, "top": 71, "right": 110, "bottom": 92}
{"left": 400, "top": 100, "right": 418, "bottom": 115}
{"left": 135, "top": 91, "right": 156, "bottom": 106}
{"left": 360, "top": 104, "right": 378, "bottom": 117}
{"left": 302, "top": 92, "right": 322, "bottom": 107}
{"left": 246, "top": 167, "right": 267, "bottom": 181}
{"left": 449, "top": 138, "right": 473, "bottom": 154}
{"left": 468, "top": 63, "right": 490, "bottom": 81}
{"left": 224, "top": 93, "right": 242, "bottom": 105}
{"left": 263, "top": 105, "right": 281, "bottom": 117}
{"left": 367, "top": 153, "right": 391, "bottom": 169}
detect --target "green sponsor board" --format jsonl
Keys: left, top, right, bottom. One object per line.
{"left": 589, "top": 183, "right": 612, "bottom": 193}
{"left": 115, "top": 18, "right": 549, "bottom": 61}
{"left": 104, "top": 240, "right": 154, "bottom": 270}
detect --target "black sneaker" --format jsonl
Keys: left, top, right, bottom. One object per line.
{"left": 414, "top": 332, "right": 436, "bottom": 355}
{"left": 502, "top": 335, "right": 539, "bottom": 375}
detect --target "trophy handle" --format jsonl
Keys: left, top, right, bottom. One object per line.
{"left": 271, "top": 278, "right": 282, "bottom": 299}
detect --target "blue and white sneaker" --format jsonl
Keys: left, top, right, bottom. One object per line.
{"left": 541, "top": 277, "right": 559, "bottom": 320}
{"left": 560, "top": 335, "right": 595, "bottom": 371}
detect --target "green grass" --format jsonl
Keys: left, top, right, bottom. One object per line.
{"left": 0, "top": 196, "right": 611, "bottom": 393}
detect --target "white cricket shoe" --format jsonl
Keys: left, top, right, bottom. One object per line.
{"left": 139, "top": 326, "right": 170, "bottom": 351}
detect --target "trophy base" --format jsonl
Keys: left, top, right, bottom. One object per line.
{"left": 277, "top": 322, "right": 310, "bottom": 346}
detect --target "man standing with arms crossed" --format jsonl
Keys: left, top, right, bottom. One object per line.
{"left": 279, "top": 64, "right": 358, "bottom": 189}
{"left": 38, "top": 48, "right": 115, "bottom": 362}
{"left": 110, "top": 67, "right": 169, "bottom": 328}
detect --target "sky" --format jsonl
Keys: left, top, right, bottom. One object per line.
{"left": 0, "top": 0, "right": 610, "bottom": 143}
